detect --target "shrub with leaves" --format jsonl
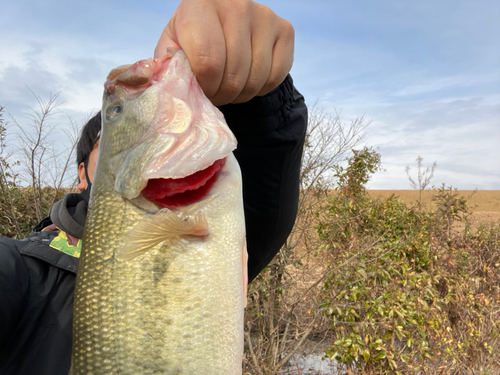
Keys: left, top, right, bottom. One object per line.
{"left": 317, "top": 150, "right": 500, "bottom": 374}
{"left": 0, "top": 98, "right": 79, "bottom": 238}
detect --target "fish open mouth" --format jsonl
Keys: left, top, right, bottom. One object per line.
{"left": 141, "top": 158, "right": 226, "bottom": 209}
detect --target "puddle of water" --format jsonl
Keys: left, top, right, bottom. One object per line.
{"left": 280, "top": 353, "right": 339, "bottom": 375}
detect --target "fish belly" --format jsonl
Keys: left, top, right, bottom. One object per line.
{"left": 72, "top": 154, "right": 245, "bottom": 375}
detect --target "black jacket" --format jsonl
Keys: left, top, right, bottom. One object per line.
{"left": 0, "top": 75, "right": 307, "bottom": 375}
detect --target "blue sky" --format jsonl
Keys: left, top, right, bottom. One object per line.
{"left": 1, "top": 0, "right": 499, "bottom": 189}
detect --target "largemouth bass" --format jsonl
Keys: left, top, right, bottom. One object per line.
{"left": 71, "top": 49, "right": 247, "bottom": 374}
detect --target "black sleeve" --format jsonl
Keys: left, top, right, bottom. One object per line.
{"left": 218, "top": 75, "right": 307, "bottom": 282}
{"left": 0, "top": 238, "right": 29, "bottom": 348}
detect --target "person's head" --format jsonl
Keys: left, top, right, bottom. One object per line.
{"left": 76, "top": 112, "right": 101, "bottom": 190}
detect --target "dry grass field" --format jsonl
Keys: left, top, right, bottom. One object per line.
{"left": 368, "top": 189, "right": 500, "bottom": 225}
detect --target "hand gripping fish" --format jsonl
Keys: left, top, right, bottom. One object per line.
{"left": 70, "top": 49, "right": 248, "bottom": 375}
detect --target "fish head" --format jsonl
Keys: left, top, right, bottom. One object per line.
{"left": 98, "top": 49, "right": 237, "bottom": 211}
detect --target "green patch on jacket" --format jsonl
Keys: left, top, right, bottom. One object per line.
{"left": 49, "top": 230, "right": 81, "bottom": 258}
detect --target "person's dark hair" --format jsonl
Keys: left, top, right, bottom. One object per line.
{"left": 76, "top": 112, "right": 102, "bottom": 166}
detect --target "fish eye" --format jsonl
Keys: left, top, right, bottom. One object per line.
{"left": 105, "top": 102, "right": 123, "bottom": 121}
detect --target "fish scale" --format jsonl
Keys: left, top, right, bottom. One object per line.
{"left": 71, "top": 50, "right": 246, "bottom": 374}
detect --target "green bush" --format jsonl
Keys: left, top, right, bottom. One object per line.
{"left": 317, "top": 149, "right": 499, "bottom": 374}
{"left": 0, "top": 104, "right": 73, "bottom": 238}
{"left": 0, "top": 185, "right": 66, "bottom": 238}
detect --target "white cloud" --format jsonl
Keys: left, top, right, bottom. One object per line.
{"left": 392, "top": 74, "right": 496, "bottom": 97}
{"left": 2, "top": 0, "right": 499, "bottom": 191}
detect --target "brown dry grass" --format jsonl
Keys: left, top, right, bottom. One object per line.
{"left": 368, "top": 189, "right": 500, "bottom": 225}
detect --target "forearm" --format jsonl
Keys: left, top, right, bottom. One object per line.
{"left": 219, "top": 75, "right": 307, "bottom": 282}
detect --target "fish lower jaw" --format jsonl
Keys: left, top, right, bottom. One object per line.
{"left": 129, "top": 194, "right": 163, "bottom": 214}
{"left": 140, "top": 158, "right": 226, "bottom": 210}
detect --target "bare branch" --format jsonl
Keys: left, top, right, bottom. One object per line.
{"left": 406, "top": 155, "right": 437, "bottom": 204}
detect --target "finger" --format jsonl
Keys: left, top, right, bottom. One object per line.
{"left": 155, "top": 4, "right": 227, "bottom": 98}
{"left": 154, "top": 22, "right": 181, "bottom": 59}
{"left": 230, "top": 5, "right": 275, "bottom": 104}
{"left": 256, "top": 18, "right": 295, "bottom": 97}
{"left": 230, "top": 38, "right": 273, "bottom": 104}
{"left": 209, "top": 3, "right": 253, "bottom": 105}
{"left": 176, "top": 6, "right": 226, "bottom": 99}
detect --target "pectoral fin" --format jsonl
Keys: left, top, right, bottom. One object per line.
{"left": 117, "top": 209, "right": 208, "bottom": 261}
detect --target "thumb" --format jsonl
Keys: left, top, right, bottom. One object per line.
{"left": 154, "top": 22, "right": 181, "bottom": 58}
